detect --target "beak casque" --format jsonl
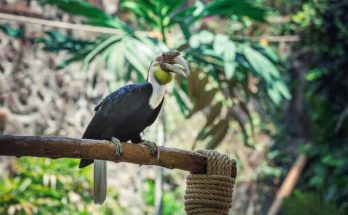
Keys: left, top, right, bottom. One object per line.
{"left": 161, "top": 55, "right": 190, "bottom": 78}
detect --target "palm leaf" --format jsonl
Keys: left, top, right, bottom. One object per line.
{"left": 45, "top": 0, "right": 111, "bottom": 20}
{"left": 83, "top": 35, "right": 123, "bottom": 68}
{"left": 230, "top": 109, "right": 249, "bottom": 147}
{"left": 205, "top": 102, "right": 223, "bottom": 126}
{"left": 121, "top": 1, "right": 157, "bottom": 27}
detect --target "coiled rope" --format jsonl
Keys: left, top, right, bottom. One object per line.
{"left": 184, "top": 150, "right": 236, "bottom": 215}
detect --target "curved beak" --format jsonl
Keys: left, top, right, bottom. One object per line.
{"left": 162, "top": 55, "right": 190, "bottom": 78}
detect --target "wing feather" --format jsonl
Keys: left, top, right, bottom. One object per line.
{"left": 82, "top": 83, "right": 153, "bottom": 139}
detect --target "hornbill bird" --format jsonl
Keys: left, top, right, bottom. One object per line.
{"left": 79, "top": 50, "right": 190, "bottom": 204}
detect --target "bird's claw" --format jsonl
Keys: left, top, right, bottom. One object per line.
{"left": 111, "top": 137, "right": 122, "bottom": 158}
{"left": 143, "top": 140, "right": 159, "bottom": 160}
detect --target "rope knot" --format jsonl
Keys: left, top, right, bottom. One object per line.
{"left": 184, "top": 150, "right": 236, "bottom": 215}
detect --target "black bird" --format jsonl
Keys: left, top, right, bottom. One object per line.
{"left": 79, "top": 50, "right": 190, "bottom": 204}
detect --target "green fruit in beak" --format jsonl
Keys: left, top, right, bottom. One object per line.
{"left": 153, "top": 64, "right": 172, "bottom": 85}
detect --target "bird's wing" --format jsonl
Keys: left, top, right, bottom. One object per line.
{"left": 82, "top": 83, "right": 153, "bottom": 139}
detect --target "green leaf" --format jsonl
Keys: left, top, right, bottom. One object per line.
{"left": 223, "top": 41, "right": 236, "bottom": 80}
{"left": 85, "top": 18, "right": 123, "bottom": 28}
{"left": 83, "top": 35, "right": 123, "bottom": 68}
{"left": 46, "top": 0, "right": 111, "bottom": 20}
{"left": 205, "top": 102, "right": 223, "bottom": 126}
{"left": 0, "top": 24, "right": 23, "bottom": 38}
{"left": 205, "top": 119, "right": 229, "bottom": 149}
{"left": 284, "top": 191, "right": 342, "bottom": 215}
{"left": 176, "top": 76, "right": 189, "bottom": 95}
{"left": 192, "top": 1, "right": 205, "bottom": 18}
{"left": 244, "top": 45, "right": 279, "bottom": 81}
{"left": 322, "top": 155, "right": 345, "bottom": 168}
{"left": 18, "top": 179, "right": 32, "bottom": 193}
{"left": 306, "top": 69, "right": 326, "bottom": 81}
{"left": 189, "top": 30, "right": 215, "bottom": 48}
{"left": 243, "top": 45, "right": 291, "bottom": 103}
{"left": 201, "top": 49, "right": 223, "bottom": 60}
{"left": 124, "top": 37, "right": 155, "bottom": 78}
{"left": 274, "top": 80, "right": 291, "bottom": 100}
{"left": 254, "top": 45, "right": 280, "bottom": 63}
{"left": 199, "top": 30, "right": 215, "bottom": 44}
{"left": 238, "top": 101, "right": 255, "bottom": 138}
{"left": 205, "top": 0, "right": 266, "bottom": 22}
{"left": 45, "top": 0, "right": 127, "bottom": 29}
{"left": 178, "top": 21, "right": 191, "bottom": 40}
{"left": 213, "top": 34, "right": 229, "bottom": 55}
{"left": 230, "top": 110, "right": 249, "bottom": 146}
{"left": 172, "top": 6, "right": 196, "bottom": 19}
{"left": 121, "top": 1, "right": 157, "bottom": 27}
{"left": 165, "top": 0, "right": 186, "bottom": 16}
{"left": 173, "top": 87, "right": 190, "bottom": 115}
{"left": 267, "top": 87, "right": 282, "bottom": 105}
{"left": 56, "top": 50, "right": 90, "bottom": 69}
{"left": 190, "top": 88, "right": 218, "bottom": 117}
{"left": 124, "top": 50, "right": 146, "bottom": 78}
{"left": 107, "top": 42, "right": 126, "bottom": 80}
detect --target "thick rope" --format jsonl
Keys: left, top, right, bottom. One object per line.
{"left": 184, "top": 150, "right": 236, "bottom": 215}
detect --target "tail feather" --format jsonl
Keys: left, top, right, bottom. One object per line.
{"left": 94, "top": 160, "right": 107, "bottom": 204}
{"left": 79, "top": 159, "right": 94, "bottom": 168}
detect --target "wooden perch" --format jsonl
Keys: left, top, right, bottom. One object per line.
{"left": 0, "top": 135, "right": 237, "bottom": 177}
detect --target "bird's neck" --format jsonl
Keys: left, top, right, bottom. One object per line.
{"left": 148, "top": 63, "right": 167, "bottom": 109}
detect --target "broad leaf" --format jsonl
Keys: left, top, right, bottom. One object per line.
{"left": 205, "top": 119, "right": 229, "bottom": 149}
{"left": 223, "top": 41, "right": 236, "bottom": 80}
{"left": 205, "top": 102, "right": 223, "bottom": 126}
{"left": 46, "top": 0, "right": 110, "bottom": 20}
{"left": 107, "top": 42, "right": 126, "bottom": 80}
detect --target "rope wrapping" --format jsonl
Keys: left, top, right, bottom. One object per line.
{"left": 184, "top": 150, "right": 236, "bottom": 215}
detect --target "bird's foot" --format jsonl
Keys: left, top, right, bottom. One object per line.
{"left": 111, "top": 137, "right": 122, "bottom": 158}
{"left": 143, "top": 140, "right": 159, "bottom": 160}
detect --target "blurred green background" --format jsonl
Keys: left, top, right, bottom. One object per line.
{"left": 0, "top": 0, "right": 347, "bottom": 214}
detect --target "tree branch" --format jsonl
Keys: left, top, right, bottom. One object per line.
{"left": 0, "top": 135, "right": 237, "bottom": 177}
{"left": 0, "top": 12, "right": 299, "bottom": 43}
{"left": 0, "top": 12, "right": 143, "bottom": 36}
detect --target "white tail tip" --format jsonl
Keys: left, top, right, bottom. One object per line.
{"left": 94, "top": 159, "right": 107, "bottom": 204}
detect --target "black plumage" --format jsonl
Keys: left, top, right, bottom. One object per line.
{"left": 79, "top": 82, "right": 163, "bottom": 168}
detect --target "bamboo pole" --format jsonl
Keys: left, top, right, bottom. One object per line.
{"left": 267, "top": 154, "right": 307, "bottom": 215}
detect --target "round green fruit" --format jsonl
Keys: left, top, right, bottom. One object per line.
{"left": 153, "top": 64, "right": 172, "bottom": 85}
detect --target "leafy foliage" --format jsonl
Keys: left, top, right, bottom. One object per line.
{"left": 143, "top": 179, "right": 184, "bottom": 215}
{"left": 0, "top": 158, "right": 121, "bottom": 214}
{"left": 284, "top": 191, "right": 343, "bottom": 215}
{"left": 120, "top": 0, "right": 266, "bottom": 40}
{"left": 35, "top": 0, "right": 289, "bottom": 149}
{"left": 179, "top": 30, "right": 289, "bottom": 147}
{"left": 0, "top": 24, "right": 24, "bottom": 38}
{"left": 270, "top": 0, "right": 348, "bottom": 211}
{"left": 42, "top": 32, "right": 94, "bottom": 51}
{"left": 0, "top": 0, "right": 290, "bottom": 149}
{"left": 297, "top": 1, "right": 348, "bottom": 209}
{"left": 41, "top": 0, "right": 128, "bottom": 29}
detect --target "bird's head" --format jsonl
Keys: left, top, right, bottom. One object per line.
{"left": 149, "top": 50, "right": 190, "bottom": 85}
